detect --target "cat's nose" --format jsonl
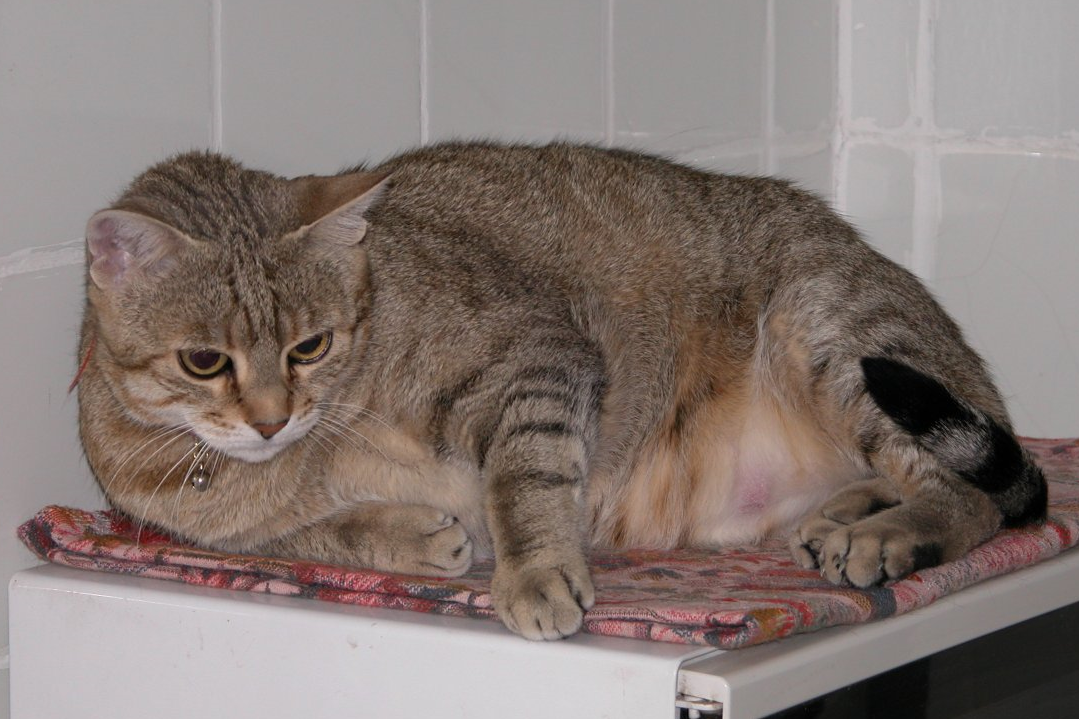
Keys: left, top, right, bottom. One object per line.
{"left": 251, "top": 419, "right": 288, "bottom": 439}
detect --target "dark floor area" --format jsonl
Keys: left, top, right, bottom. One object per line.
{"left": 760, "top": 600, "right": 1079, "bottom": 719}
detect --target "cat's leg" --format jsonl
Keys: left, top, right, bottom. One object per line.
{"left": 254, "top": 502, "right": 473, "bottom": 577}
{"left": 793, "top": 357, "right": 1047, "bottom": 587}
{"left": 478, "top": 361, "right": 605, "bottom": 640}
{"left": 432, "top": 335, "right": 606, "bottom": 640}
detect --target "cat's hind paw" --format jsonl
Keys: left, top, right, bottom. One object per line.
{"left": 792, "top": 508, "right": 946, "bottom": 587}
{"left": 790, "top": 477, "right": 904, "bottom": 577}
{"left": 817, "top": 519, "right": 942, "bottom": 587}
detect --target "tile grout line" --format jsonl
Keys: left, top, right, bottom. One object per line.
{"left": 761, "top": 0, "right": 776, "bottom": 175}
{"left": 909, "top": 0, "right": 940, "bottom": 280}
{"left": 837, "top": 122, "right": 1079, "bottom": 158}
{"left": 830, "top": 0, "right": 853, "bottom": 211}
{"left": 602, "top": 0, "right": 615, "bottom": 147}
{"left": 419, "top": 0, "right": 430, "bottom": 146}
{"left": 210, "top": 0, "right": 223, "bottom": 151}
{"left": 0, "top": 240, "right": 84, "bottom": 280}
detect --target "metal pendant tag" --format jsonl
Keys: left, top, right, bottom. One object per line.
{"left": 189, "top": 470, "right": 212, "bottom": 492}
{"left": 187, "top": 439, "right": 213, "bottom": 492}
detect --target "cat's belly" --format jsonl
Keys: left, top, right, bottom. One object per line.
{"left": 688, "top": 405, "right": 864, "bottom": 545}
{"left": 591, "top": 394, "right": 867, "bottom": 549}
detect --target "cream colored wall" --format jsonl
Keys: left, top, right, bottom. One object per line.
{"left": 1, "top": 2, "right": 1076, "bottom": 713}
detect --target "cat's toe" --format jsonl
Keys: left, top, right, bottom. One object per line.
{"left": 366, "top": 505, "right": 474, "bottom": 577}
{"left": 819, "top": 524, "right": 894, "bottom": 587}
{"left": 790, "top": 514, "right": 843, "bottom": 570}
{"left": 832, "top": 528, "right": 884, "bottom": 587}
{"left": 848, "top": 530, "right": 941, "bottom": 586}
{"left": 423, "top": 512, "right": 457, "bottom": 534}
{"left": 418, "top": 515, "right": 472, "bottom": 576}
{"left": 788, "top": 533, "right": 821, "bottom": 570}
{"left": 819, "top": 528, "right": 855, "bottom": 585}
{"left": 492, "top": 561, "right": 594, "bottom": 641}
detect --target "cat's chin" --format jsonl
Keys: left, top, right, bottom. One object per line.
{"left": 223, "top": 444, "right": 290, "bottom": 464}
{"left": 198, "top": 435, "right": 295, "bottom": 464}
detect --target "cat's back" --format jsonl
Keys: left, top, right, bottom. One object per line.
{"left": 372, "top": 140, "right": 813, "bottom": 239}
{"left": 366, "top": 141, "right": 848, "bottom": 305}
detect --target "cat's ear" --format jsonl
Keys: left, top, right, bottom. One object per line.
{"left": 292, "top": 171, "right": 392, "bottom": 246}
{"left": 85, "top": 210, "right": 193, "bottom": 289}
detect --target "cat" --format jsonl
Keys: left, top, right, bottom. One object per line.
{"left": 77, "top": 141, "right": 1047, "bottom": 640}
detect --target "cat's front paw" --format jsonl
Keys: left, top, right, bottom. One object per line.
{"left": 345, "top": 504, "right": 473, "bottom": 577}
{"left": 398, "top": 508, "right": 474, "bottom": 577}
{"left": 491, "top": 557, "right": 595, "bottom": 640}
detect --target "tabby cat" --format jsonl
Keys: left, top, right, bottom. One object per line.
{"left": 77, "top": 142, "right": 1047, "bottom": 640}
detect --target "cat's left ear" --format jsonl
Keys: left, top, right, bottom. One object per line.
{"left": 292, "top": 171, "right": 392, "bottom": 247}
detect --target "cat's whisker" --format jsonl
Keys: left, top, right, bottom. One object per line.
{"left": 104, "top": 424, "right": 187, "bottom": 493}
{"left": 316, "top": 408, "right": 367, "bottom": 430}
{"left": 199, "top": 446, "right": 225, "bottom": 494}
{"left": 314, "top": 419, "right": 374, "bottom": 458}
{"left": 314, "top": 402, "right": 366, "bottom": 422}
{"left": 169, "top": 479, "right": 186, "bottom": 528}
{"left": 318, "top": 411, "right": 382, "bottom": 440}
{"left": 170, "top": 445, "right": 226, "bottom": 531}
{"left": 169, "top": 462, "right": 188, "bottom": 524}
{"left": 108, "top": 427, "right": 193, "bottom": 500}
{"left": 306, "top": 426, "right": 341, "bottom": 458}
{"left": 317, "top": 401, "right": 395, "bottom": 431}
{"left": 317, "top": 415, "right": 392, "bottom": 462}
{"left": 135, "top": 438, "right": 200, "bottom": 547}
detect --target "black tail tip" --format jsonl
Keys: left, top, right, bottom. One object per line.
{"left": 861, "top": 357, "right": 970, "bottom": 436}
{"left": 862, "top": 357, "right": 1049, "bottom": 528}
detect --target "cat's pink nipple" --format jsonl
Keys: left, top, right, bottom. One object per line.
{"left": 251, "top": 420, "right": 288, "bottom": 439}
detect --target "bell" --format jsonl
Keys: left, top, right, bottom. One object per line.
{"left": 187, "top": 439, "right": 212, "bottom": 492}
{"left": 189, "top": 469, "right": 212, "bottom": 492}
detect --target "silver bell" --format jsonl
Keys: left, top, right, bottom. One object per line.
{"left": 189, "top": 470, "right": 212, "bottom": 492}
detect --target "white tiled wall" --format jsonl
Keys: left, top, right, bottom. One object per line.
{"left": 613, "top": 0, "right": 764, "bottom": 152}
{"left": 1, "top": 2, "right": 1077, "bottom": 714}
{"left": 219, "top": 0, "right": 423, "bottom": 173}
{"left": 836, "top": 0, "right": 1079, "bottom": 436}
{"left": 428, "top": 0, "right": 608, "bottom": 144}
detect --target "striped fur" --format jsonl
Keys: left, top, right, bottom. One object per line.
{"left": 78, "top": 142, "right": 1047, "bottom": 639}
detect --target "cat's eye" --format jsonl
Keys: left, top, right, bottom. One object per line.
{"left": 288, "top": 332, "right": 332, "bottom": 364}
{"left": 178, "top": 349, "right": 231, "bottom": 378}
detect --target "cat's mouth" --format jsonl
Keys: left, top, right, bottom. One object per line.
{"left": 197, "top": 413, "right": 319, "bottom": 464}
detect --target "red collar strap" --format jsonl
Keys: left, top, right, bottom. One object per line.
{"left": 68, "top": 334, "right": 96, "bottom": 393}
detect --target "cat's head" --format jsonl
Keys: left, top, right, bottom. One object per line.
{"left": 84, "top": 152, "right": 389, "bottom": 463}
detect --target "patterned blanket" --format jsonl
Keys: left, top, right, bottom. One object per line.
{"left": 18, "top": 438, "right": 1079, "bottom": 649}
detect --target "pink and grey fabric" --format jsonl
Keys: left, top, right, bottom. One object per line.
{"left": 19, "top": 438, "right": 1079, "bottom": 649}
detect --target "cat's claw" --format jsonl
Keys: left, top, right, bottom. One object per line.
{"left": 492, "top": 559, "right": 595, "bottom": 640}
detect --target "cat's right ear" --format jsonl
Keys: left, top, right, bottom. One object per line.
{"left": 291, "top": 171, "right": 392, "bottom": 247}
{"left": 85, "top": 210, "right": 193, "bottom": 289}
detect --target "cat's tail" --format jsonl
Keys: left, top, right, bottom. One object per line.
{"left": 860, "top": 356, "right": 1048, "bottom": 528}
